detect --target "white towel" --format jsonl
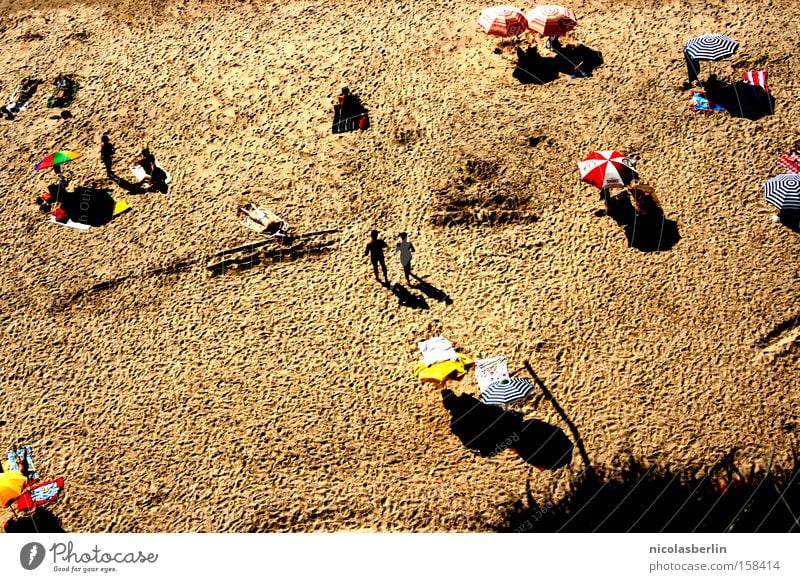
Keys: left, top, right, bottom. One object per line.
{"left": 417, "top": 336, "right": 458, "bottom": 366}
{"left": 49, "top": 216, "right": 91, "bottom": 230}
{"left": 475, "top": 355, "right": 510, "bottom": 391}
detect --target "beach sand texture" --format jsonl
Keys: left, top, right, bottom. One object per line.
{"left": 0, "top": 0, "right": 798, "bottom": 531}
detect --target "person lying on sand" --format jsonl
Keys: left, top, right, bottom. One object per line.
{"left": 0, "top": 78, "right": 41, "bottom": 119}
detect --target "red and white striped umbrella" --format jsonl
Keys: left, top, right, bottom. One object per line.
{"left": 477, "top": 5, "right": 529, "bottom": 38}
{"left": 577, "top": 150, "right": 637, "bottom": 189}
{"left": 525, "top": 5, "right": 577, "bottom": 38}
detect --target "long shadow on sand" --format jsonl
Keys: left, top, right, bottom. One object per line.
{"left": 411, "top": 274, "right": 453, "bottom": 305}
{"left": 496, "top": 451, "right": 800, "bottom": 532}
{"left": 389, "top": 283, "right": 429, "bottom": 310}
{"left": 513, "top": 44, "right": 603, "bottom": 84}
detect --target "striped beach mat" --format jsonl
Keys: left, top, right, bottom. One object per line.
{"left": 741, "top": 70, "right": 770, "bottom": 93}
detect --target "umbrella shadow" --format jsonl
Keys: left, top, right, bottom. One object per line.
{"left": 3, "top": 507, "right": 65, "bottom": 533}
{"left": 441, "top": 389, "right": 523, "bottom": 457}
{"left": 512, "top": 419, "right": 574, "bottom": 470}
{"left": 61, "top": 185, "right": 116, "bottom": 226}
{"left": 388, "top": 283, "right": 429, "bottom": 310}
{"left": 410, "top": 274, "right": 453, "bottom": 305}
{"left": 703, "top": 75, "right": 776, "bottom": 121}
{"left": 604, "top": 190, "right": 681, "bottom": 252}
{"left": 513, "top": 44, "right": 603, "bottom": 84}
{"left": 775, "top": 210, "right": 800, "bottom": 234}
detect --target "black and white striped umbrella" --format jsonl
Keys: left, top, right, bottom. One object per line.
{"left": 480, "top": 377, "right": 534, "bottom": 405}
{"left": 684, "top": 34, "right": 739, "bottom": 61}
{"left": 763, "top": 174, "right": 800, "bottom": 211}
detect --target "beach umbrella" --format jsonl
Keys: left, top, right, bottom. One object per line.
{"left": 525, "top": 5, "right": 577, "bottom": 38}
{"left": 480, "top": 377, "right": 535, "bottom": 406}
{"left": 684, "top": 34, "right": 739, "bottom": 62}
{"left": 477, "top": 5, "right": 529, "bottom": 38}
{"left": 0, "top": 471, "right": 27, "bottom": 506}
{"left": 763, "top": 174, "right": 800, "bottom": 211}
{"left": 578, "top": 150, "right": 637, "bottom": 189}
{"left": 34, "top": 150, "right": 81, "bottom": 171}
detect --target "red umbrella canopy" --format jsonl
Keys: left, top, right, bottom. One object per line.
{"left": 477, "top": 5, "right": 529, "bottom": 38}
{"left": 526, "top": 5, "right": 577, "bottom": 38}
{"left": 577, "top": 150, "right": 637, "bottom": 189}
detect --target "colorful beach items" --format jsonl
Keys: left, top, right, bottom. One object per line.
{"left": 777, "top": 148, "right": 800, "bottom": 174}
{"left": 34, "top": 150, "right": 81, "bottom": 171}
{"left": 763, "top": 174, "right": 800, "bottom": 211}
{"left": 525, "top": 5, "right": 577, "bottom": 37}
{"left": 413, "top": 353, "right": 474, "bottom": 384}
{"left": 578, "top": 150, "right": 637, "bottom": 189}
{"left": 480, "top": 377, "right": 535, "bottom": 405}
{"left": 684, "top": 34, "right": 739, "bottom": 62}
{"left": 477, "top": 5, "right": 528, "bottom": 38}
{"left": 475, "top": 355, "right": 510, "bottom": 391}
{"left": 0, "top": 471, "right": 27, "bottom": 506}
{"left": 14, "top": 478, "right": 66, "bottom": 511}
{"left": 4, "top": 446, "right": 38, "bottom": 481}
{"left": 690, "top": 89, "right": 726, "bottom": 113}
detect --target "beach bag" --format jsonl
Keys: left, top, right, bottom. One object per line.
{"left": 359, "top": 113, "right": 369, "bottom": 130}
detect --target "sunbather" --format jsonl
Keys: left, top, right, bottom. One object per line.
{"left": 0, "top": 78, "right": 40, "bottom": 119}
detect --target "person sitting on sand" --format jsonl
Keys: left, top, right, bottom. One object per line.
{"left": 0, "top": 78, "right": 40, "bottom": 119}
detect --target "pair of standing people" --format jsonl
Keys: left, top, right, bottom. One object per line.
{"left": 364, "top": 230, "right": 416, "bottom": 286}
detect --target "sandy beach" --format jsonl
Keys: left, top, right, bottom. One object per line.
{"left": 1, "top": 0, "right": 798, "bottom": 532}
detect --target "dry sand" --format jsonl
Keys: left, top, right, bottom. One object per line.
{"left": 0, "top": 0, "right": 798, "bottom": 531}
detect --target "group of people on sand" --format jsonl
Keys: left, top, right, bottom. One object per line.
{"left": 364, "top": 230, "right": 416, "bottom": 287}
{"left": 0, "top": 74, "right": 78, "bottom": 120}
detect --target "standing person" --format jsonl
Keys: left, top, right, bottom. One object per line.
{"left": 394, "top": 232, "right": 416, "bottom": 286}
{"left": 100, "top": 133, "right": 115, "bottom": 177}
{"left": 364, "top": 230, "right": 389, "bottom": 285}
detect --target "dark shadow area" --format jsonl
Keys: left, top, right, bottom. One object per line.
{"left": 3, "top": 507, "right": 65, "bottom": 533}
{"left": 553, "top": 44, "right": 604, "bottom": 78}
{"left": 776, "top": 210, "right": 800, "bottom": 234}
{"left": 624, "top": 216, "right": 681, "bottom": 252}
{"left": 411, "top": 274, "right": 453, "bottom": 305}
{"left": 513, "top": 46, "right": 559, "bottom": 84}
{"left": 60, "top": 185, "right": 115, "bottom": 226}
{"left": 524, "top": 362, "right": 593, "bottom": 477}
{"left": 513, "top": 44, "right": 603, "bottom": 84}
{"left": 332, "top": 89, "right": 369, "bottom": 134}
{"left": 703, "top": 75, "right": 776, "bottom": 121}
{"left": 207, "top": 240, "right": 335, "bottom": 277}
{"left": 496, "top": 452, "right": 800, "bottom": 532}
{"left": 441, "top": 389, "right": 523, "bottom": 457}
{"left": 389, "top": 283, "right": 429, "bottom": 310}
{"left": 603, "top": 188, "right": 681, "bottom": 252}
{"left": 513, "top": 419, "right": 574, "bottom": 470}
{"left": 109, "top": 172, "right": 146, "bottom": 194}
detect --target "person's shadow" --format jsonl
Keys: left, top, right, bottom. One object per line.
{"left": 410, "top": 274, "right": 453, "bottom": 305}
{"left": 388, "top": 283, "right": 429, "bottom": 310}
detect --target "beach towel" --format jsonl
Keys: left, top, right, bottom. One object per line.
{"left": 113, "top": 200, "right": 131, "bottom": 216}
{"left": 777, "top": 150, "right": 800, "bottom": 174}
{"left": 417, "top": 336, "right": 459, "bottom": 366}
{"left": 413, "top": 353, "right": 474, "bottom": 383}
{"left": 14, "top": 477, "right": 65, "bottom": 511}
{"left": 741, "top": 70, "right": 770, "bottom": 93}
{"left": 49, "top": 215, "right": 91, "bottom": 230}
{"left": 690, "top": 89, "right": 726, "bottom": 113}
{"left": 47, "top": 81, "right": 80, "bottom": 108}
{"left": 131, "top": 162, "right": 172, "bottom": 185}
{"left": 475, "top": 355, "right": 510, "bottom": 391}
{"left": 3, "top": 446, "right": 38, "bottom": 481}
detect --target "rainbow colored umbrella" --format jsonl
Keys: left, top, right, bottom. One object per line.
{"left": 34, "top": 150, "right": 81, "bottom": 171}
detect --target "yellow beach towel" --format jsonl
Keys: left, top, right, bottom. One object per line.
{"left": 413, "top": 353, "right": 474, "bottom": 383}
